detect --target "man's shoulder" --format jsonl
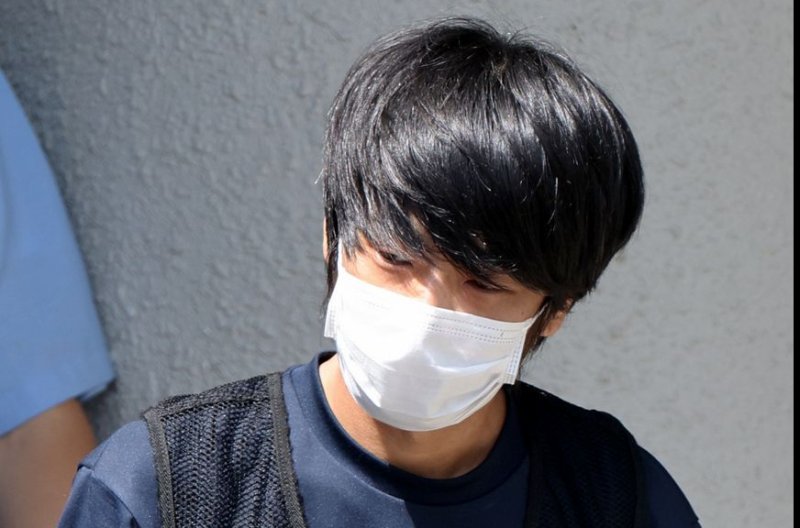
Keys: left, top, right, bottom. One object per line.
{"left": 60, "top": 420, "right": 160, "bottom": 528}
{"left": 511, "top": 380, "right": 631, "bottom": 436}
{"left": 511, "top": 382, "right": 699, "bottom": 527}
{"left": 142, "top": 372, "right": 290, "bottom": 480}
{"left": 145, "top": 372, "right": 283, "bottom": 417}
{"left": 78, "top": 373, "right": 286, "bottom": 498}
{"left": 82, "top": 421, "right": 152, "bottom": 477}
{"left": 141, "top": 371, "right": 305, "bottom": 527}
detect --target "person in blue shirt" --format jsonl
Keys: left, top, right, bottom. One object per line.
{"left": 0, "top": 70, "right": 115, "bottom": 527}
{"left": 59, "top": 18, "right": 699, "bottom": 527}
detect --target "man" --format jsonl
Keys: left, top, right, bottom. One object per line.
{"left": 59, "top": 17, "right": 698, "bottom": 527}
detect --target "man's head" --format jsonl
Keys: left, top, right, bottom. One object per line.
{"left": 321, "top": 17, "right": 644, "bottom": 356}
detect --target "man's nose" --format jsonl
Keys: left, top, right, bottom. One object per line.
{"left": 413, "top": 264, "right": 466, "bottom": 312}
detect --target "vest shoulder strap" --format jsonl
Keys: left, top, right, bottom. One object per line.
{"left": 511, "top": 382, "right": 648, "bottom": 528}
{"left": 143, "top": 372, "right": 307, "bottom": 528}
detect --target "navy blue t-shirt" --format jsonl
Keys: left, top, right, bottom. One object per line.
{"left": 58, "top": 354, "right": 699, "bottom": 527}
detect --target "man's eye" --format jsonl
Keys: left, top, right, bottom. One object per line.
{"left": 379, "top": 251, "right": 412, "bottom": 266}
{"left": 466, "top": 279, "right": 505, "bottom": 293}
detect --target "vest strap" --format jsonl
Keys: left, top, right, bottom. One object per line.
{"left": 267, "top": 372, "right": 307, "bottom": 527}
{"left": 144, "top": 372, "right": 308, "bottom": 528}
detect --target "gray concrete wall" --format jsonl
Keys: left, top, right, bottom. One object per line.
{"left": 0, "top": 1, "right": 792, "bottom": 525}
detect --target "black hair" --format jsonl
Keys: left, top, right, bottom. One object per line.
{"left": 322, "top": 17, "right": 644, "bottom": 354}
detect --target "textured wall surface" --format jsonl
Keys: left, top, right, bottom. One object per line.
{"left": 0, "top": 0, "right": 793, "bottom": 525}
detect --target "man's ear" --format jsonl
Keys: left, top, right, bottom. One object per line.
{"left": 540, "top": 300, "right": 574, "bottom": 338}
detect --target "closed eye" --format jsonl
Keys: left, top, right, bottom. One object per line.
{"left": 378, "top": 251, "right": 413, "bottom": 267}
{"left": 465, "top": 279, "right": 507, "bottom": 293}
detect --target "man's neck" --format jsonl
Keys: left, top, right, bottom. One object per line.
{"left": 318, "top": 354, "right": 508, "bottom": 480}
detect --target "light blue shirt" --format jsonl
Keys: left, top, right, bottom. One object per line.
{"left": 0, "top": 70, "right": 114, "bottom": 435}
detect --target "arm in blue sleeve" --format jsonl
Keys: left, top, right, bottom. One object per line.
{"left": 0, "top": 70, "right": 114, "bottom": 434}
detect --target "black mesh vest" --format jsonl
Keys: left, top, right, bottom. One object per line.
{"left": 144, "top": 372, "right": 647, "bottom": 528}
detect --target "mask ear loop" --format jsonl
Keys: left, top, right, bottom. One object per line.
{"left": 324, "top": 242, "right": 350, "bottom": 339}
{"left": 323, "top": 257, "right": 343, "bottom": 341}
{"left": 323, "top": 292, "right": 337, "bottom": 339}
{"left": 502, "top": 301, "right": 548, "bottom": 383}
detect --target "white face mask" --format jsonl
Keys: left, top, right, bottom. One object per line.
{"left": 324, "top": 259, "right": 542, "bottom": 432}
